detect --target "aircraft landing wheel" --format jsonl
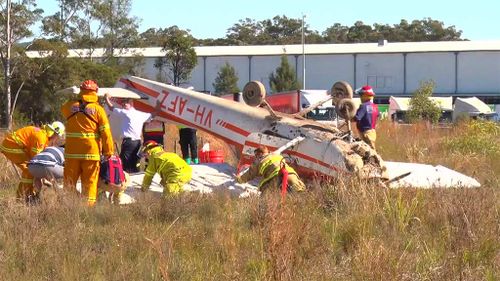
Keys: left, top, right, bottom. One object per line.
{"left": 336, "top": 98, "right": 357, "bottom": 120}
{"left": 331, "top": 81, "right": 353, "bottom": 104}
{"left": 243, "top": 81, "right": 266, "bottom": 107}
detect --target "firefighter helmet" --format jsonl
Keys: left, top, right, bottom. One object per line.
{"left": 80, "top": 80, "right": 99, "bottom": 91}
{"left": 141, "top": 140, "right": 162, "bottom": 154}
{"left": 46, "top": 121, "right": 65, "bottom": 137}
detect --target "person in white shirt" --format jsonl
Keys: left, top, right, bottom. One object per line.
{"left": 104, "top": 95, "right": 160, "bottom": 173}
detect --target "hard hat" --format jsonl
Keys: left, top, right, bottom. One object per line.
{"left": 80, "top": 80, "right": 99, "bottom": 91}
{"left": 46, "top": 121, "right": 66, "bottom": 137}
{"left": 141, "top": 140, "right": 162, "bottom": 153}
{"left": 357, "top": 85, "right": 375, "bottom": 97}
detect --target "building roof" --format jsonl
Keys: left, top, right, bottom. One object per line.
{"left": 454, "top": 97, "right": 492, "bottom": 114}
{"left": 26, "top": 40, "right": 500, "bottom": 58}
{"left": 389, "top": 96, "right": 453, "bottom": 115}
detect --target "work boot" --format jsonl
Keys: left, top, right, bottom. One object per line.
{"left": 184, "top": 158, "right": 191, "bottom": 164}
{"left": 193, "top": 158, "right": 199, "bottom": 164}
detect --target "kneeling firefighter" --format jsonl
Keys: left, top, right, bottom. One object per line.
{"left": 0, "top": 122, "right": 65, "bottom": 201}
{"left": 140, "top": 140, "right": 192, "bottom": 196}
{"left": 236, "top": 146, "right": 306, "bottom": 195}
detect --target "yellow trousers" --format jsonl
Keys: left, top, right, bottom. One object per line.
{"left": 0, "top": 139, "right": 34, "bottom": 200}
{"left": 260, "top": 173, "right": 306, "bottom": 194}
{"left": 361, "top": 129, "right": 377, "bottom": 150}
{"left": 64, "top": 159, "right": 99, "bottom": 206}
{"left": 161, "top": 172, "right": 192, "bottom": 196}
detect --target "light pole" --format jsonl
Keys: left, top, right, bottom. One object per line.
{"left": 301, "top": 14, "right": 306, "bottom": 89}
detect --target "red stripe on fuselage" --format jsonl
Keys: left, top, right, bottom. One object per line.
{"left": 223, "top": 122, "right": 251, "bottom": 137}
{"left": 119, "top": 78, "right": 160, "bottom": 98}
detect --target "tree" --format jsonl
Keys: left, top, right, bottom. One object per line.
{"left": 225, "top": 16, "right": 320, "bottom": 45}
{"left": 269, "top": 55, "right": 300, "bottom": 92}
{"left": 260, "top": 15, "right": 303, "bottom": 44}
{"left": 213, "top": 62, "right": 239, "bottom": 96}
{"left": 93, "top": 0, "right": 140, "bottom": 62}
{"left": 226, "top": 18, "right": 261, "bottom": 45}
{"left": 406, "top": 80, "right": 442, "bottom": 124}
{"left": 41, "top": 0, "right": 86, "bottom": 43}
{"left": 321, "top": 18, "right": 463, "bottom": 43}
{"left": 14, "top": 57, "right": 121, "bottom": 124}
{"left": 0, "top": 0, "right": 43, "bottom": 129}
{"left": 154, "top": 26, "right": 197, "bottom": 86}
{"left": 139, "top": 27, "right": 169, "bottom": 47}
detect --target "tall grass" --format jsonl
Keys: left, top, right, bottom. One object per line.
{"left": 0, "top": 120, "right": 498, "bottom": 280}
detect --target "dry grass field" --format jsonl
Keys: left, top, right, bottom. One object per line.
{"left": 0, "top": 120, "right": 498, "bottom": 281}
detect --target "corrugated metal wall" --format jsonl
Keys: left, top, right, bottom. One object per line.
{"left": 141, "top": 51, "right": 500, "bottom": 97}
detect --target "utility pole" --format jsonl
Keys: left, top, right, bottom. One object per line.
{"left": 301, "top": 14, "right": 306, "bottom": 89}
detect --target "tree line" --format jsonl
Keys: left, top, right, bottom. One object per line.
{"left": 0, "top": 0, "right": 464, "bottom": 128}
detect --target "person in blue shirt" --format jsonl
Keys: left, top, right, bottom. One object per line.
{"left": 353, "top": 85, "right": 380, "bottom": 149}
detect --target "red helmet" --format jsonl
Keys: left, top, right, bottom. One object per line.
{"left": 80, "top": 80, "right": 99, "bottom": 91}
{"left": 141, "top": 140, "right": 161, "bottom": 153}
{"left": 359, "top": 85, "right": 375, "bottom": 96}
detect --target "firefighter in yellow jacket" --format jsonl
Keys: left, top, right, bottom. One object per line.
{"left": 0, "top": 122, "right": 65, "bottom": 201}
{"left": 61, "top": 80, "right": 114, "bottom": 206}
{"left": 140, "top": 140, "right": 192, "bottom": 196}
{"left": 236, "top": 146, "right": 306, "bottom": 194}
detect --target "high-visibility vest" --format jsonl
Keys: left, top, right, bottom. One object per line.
{"left": 258, "top": 154, "right": 296, "bottom": 188}
{"left": 61, "top": 98, "right": 114, "bottom": 160}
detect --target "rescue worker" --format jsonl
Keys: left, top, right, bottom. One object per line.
{"left": 178, "top": 126, "right": 199, "bottom": 164}
{"left": 236, "top": 146, "right": 306, "bottom": 195}
{"left": 0, "top": 121, "right": 65, "bottom": 202}
{"left": 353, "top": 85, "right": 380, "bottom": 150}
{"left": 140, "top": 140, "right": 192, "bottom": 196}
{"left": 61, "top": 80, "right": 114, "bottom": 206}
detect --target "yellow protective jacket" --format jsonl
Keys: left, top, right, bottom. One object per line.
{"left": 1, "top": 126, "right": 49, "bottom": 158}
{"left": 142, "top": 149, "right": 192, "bottom": 190}
{"left": 61, "top": 91, "right": 114, "bottom": 160}
{"left": 239, "top": 154, "right": 298, "bottom": 189}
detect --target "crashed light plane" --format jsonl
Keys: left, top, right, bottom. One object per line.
{"left": 114, "top": 77, "right": 384, "bottom": 179}
{"left": 59, "top": 76, "right": 480, "bottom": 190}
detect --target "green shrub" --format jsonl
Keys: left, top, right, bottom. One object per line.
{"left": 444, "top": 120, "right": 500, "bottom": 156}
{"left": 406, "top": 80, "right": 442, "bottom": 124}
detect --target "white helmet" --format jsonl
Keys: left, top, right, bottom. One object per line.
{"left": 47, "top": 121, "right": 65, "bottom": 137}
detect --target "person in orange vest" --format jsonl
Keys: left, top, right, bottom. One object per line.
{"left": 61, "top": 80, "right": 114, "bottom": 206}
{"left": 0, "top": 121, "right": 65, "bottom": 202}
{"left": 236, "top": 146, "right": 306, "bottom": 195}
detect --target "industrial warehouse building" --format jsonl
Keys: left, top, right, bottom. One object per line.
{"left": 30, "top": 40, "right": 500, "bottom": 103}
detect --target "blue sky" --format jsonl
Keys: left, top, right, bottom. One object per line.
{"left": 35, "top": 0, "right": 499, "bottom": 41}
